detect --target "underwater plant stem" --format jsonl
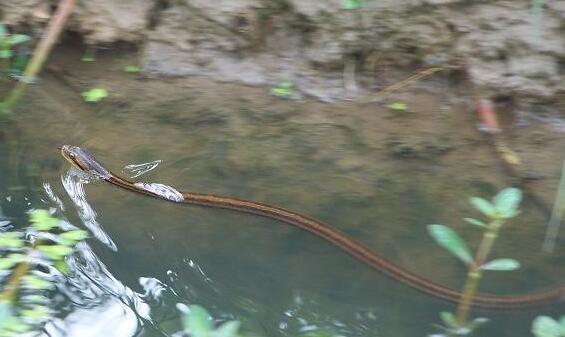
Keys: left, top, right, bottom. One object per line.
{"left": 456, "top": 219, "right": 503, "bottom": 325}
{"left": 2, "top": 0, "right": 76, "bottom": 110}
{"left": 456, "top": 270, "right": 481, "bottom": 326}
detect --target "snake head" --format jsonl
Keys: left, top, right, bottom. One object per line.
{"left": 60, "top": 145, "right": 111, "bottom": 179}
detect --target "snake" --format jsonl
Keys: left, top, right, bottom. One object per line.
{"left": 59, "top": 145, "right": 565, "bottom": 309}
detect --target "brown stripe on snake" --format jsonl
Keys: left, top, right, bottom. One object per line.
{"left": 59, "top": 145, "right": 565, "bottom": 309}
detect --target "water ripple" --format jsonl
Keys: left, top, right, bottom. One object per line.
{"left": 124, "top": 160, "right": 162, "bottom": 179}
{"left": 61, "top": 168, "right": 117, "bottom": 251}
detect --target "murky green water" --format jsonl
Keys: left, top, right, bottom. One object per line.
{"left": 1, "top": 51, "right": 564, "bottom": 336}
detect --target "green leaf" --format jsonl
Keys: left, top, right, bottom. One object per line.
{"left": 271, "top": 88, "right": 290, "bottom": 97}
{"left": 440, "top": 311, "right": 458, "bottom": 328}
{"left": 36, "top": 244, "right": 74, "bottom": 259}
{"left": 427, "top": 224, "right": 473, "bottom": 264}
{"left": 341, "top": 0, "right": 362, "bottom": 10}
{"left": 0, "top": 25, "right": 7, "bottom": 38}
{"left": 54, "top": 260, "right": 70, "bottom": 274}
{"left": 0, "top": 49, "right": 12, "bottom": 59}
{"left": 213, "top": 321, "right": 241, "bottom": 337}
{"left": 183, "top": 305, "right": 213, "bottom": 337}
{"left": 81, "top": 88, "right": 108, "bottom": 102}
{"left": 29, "top": 209, "right": 60, "bottom": 230}
{"left": 0, "top": 254, "right": 25, "bottom": 270}
{"left": 493, "top": 188, "right": 522, "bottom": 217}
{"left": 124, "top": 65, "right": 140, "bottom": 73}
{"left": 59, "top": 229, "right": 89, "bottom": 244}
{"left": 387, "top": 101, "right": 408, "bottom": 112}
{"left": 20, "top": 305, "right": 49, "bottom": 321}
{"left": 501, "top": 209, "right": 521, "bottom": 219}
{"left": 271, "top": 81, "right": 293, "bottom": 98}
{"left": 533, "top": 316, "right": 561, "bottom": 337}
{"left": 467, "top": 317, "right": 489, "bottom": 332}
{"left": 3, "top": 316, "right": 31, "bottom": 333}
{"left": 469, "top": 197, "right": 497, "bottom": 217}
{"left": 481, "top": 258, "right": 520, "bottom": 271}
{"left": 463, "top": 217, "right": 487, "bottom": 228}
{"left": 8, "top": 34, "right": 30, "bottom": 45}
{"left": 0, "top": 232, "right": 24, "bottom": 248}
{"left": 22, "top": 275, "right": 52, "bottom": 290}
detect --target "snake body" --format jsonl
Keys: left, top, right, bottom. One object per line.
{"left": 60, "top": 145, "right": 565, "bottom": 309}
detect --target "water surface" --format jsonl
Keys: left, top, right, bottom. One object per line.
{"left": 1, "top": 48, "right": 564, "bottom": 337}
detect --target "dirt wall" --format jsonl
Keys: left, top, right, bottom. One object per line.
{"left": 1, "top": 0, "right": 564, "bottom": 103}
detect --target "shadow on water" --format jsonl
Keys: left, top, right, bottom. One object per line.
{"left": 0, "top": 47, "right": 565, "bottom": 336}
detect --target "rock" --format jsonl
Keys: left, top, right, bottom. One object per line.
{"left": 73, "top": 1, "right": 155, "bottom": 43}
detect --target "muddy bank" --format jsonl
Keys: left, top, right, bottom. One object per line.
{"left": 2, "top": 0, "right": 565, "bottom": 103}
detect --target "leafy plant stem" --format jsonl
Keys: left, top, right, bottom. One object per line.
{"left": 0, "top": 259, "right": 30, "bottom": 302}
{"left": 456, "top": 218, "right": 503, "bottom": 325}
{"left": 0, "top": 239, "right": 41, "bottom": 302}
{"left": 1, "top": 0, "right": 76, "bottom": 111}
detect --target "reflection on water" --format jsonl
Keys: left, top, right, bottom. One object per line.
{"left": 124, "top": 160, "right": 163, "bottom": 179}
{"left": 61, "top": 168, "right": 117, "bottom": 251}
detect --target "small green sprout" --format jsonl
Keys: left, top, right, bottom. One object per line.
{"left": 387, "top": 101, "right": 408, "bottom": 112}
{"left": 124, "top": 65, "right": 140, "bottom": 73}
{"left": 271, "top": 80, "right": 293, "bottom": 98}
{"left": 0, "top": 24, "right": 31, "bottom": 60}
{"left": 81, "top": 88, "right": 108, "bottom": 103}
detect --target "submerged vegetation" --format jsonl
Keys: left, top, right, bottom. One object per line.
{"left": 178, "top": 304, "right": 241, "bottom": 337}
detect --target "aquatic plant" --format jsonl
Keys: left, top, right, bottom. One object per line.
{"left": 177, "top": 304, "right": 241, "bottom": 337}
{"left": 81, "top": 88, "right": 108, "bottom": 103}
{"left": 270, "top": 80, "right": 293, "bottom": 98}
{"left": 0, "top": 209, "right": 88, "bottom": 336}
{"left": 532, "top": 316, "right": 565, "bottom": 337}
{"left": 0, "top": 25, "right": 31, "bottom": 73}
{"left": 428, "top": 187, "right": 522, "bottom": 335}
